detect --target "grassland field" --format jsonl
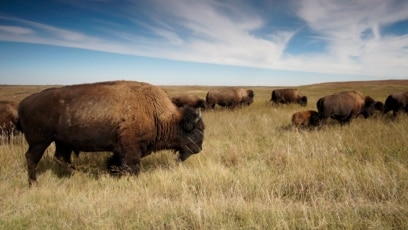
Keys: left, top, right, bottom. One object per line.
{"left": 0, "top": 80, "right": 407, "bottom": 229}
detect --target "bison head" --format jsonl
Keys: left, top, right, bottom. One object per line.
{"left": 361, "top": 96, "right": 378, "bottom": 118}
{"left": 299, "top": 96, "right": 308, "bottom": 107}
{"left": 197, "top": 99, "right": 207, "bottom": 110}
{"left": 309, "top": 111, "right": 320, "bottom": 126}
{"left": 374, "top": 101, "right": 384, "bottom": 112}
{"left": 177, "top": 107, "right": 205, "bottom": 161}
{"left": 242, "top": 90, "right": 255, "bottom": 106}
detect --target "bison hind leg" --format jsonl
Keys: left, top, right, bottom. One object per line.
{"left": 25, "top": 142, "right": 51, "bottom": 187}
{"left": 54, "top": 141, "right": 76, "bottom": 174}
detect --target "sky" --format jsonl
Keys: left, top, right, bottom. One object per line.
{"left": 0, "top": 0, "right": 408, "bottom": 86}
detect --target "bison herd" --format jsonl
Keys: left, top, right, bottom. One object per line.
{"left": 289, "top": 89, "right": 406, "bottom": 128}
{"left": 172, "top": 87, "right": 407, "bottom": 128}
{"left": 0, "top": 81, "right": 407, "bottom": 186}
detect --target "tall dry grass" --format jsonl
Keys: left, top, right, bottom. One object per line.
{"left": 0, "top": 82, "right": 407, "bottom": 229}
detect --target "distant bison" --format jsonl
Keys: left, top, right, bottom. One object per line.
{"left": 291, "top": 110, "right": 319, "bottom": 128}
{"left": 270, "top": 89, "right": 307, "bottom": 106}
{"left": 317, "top": 90, "right": 380, "bottom": 125}
{"left": 171, "top": 94, "right": 206, "bottom": 109}
{"left": 18, "top": 81, "right": 205, "bottom": 186}
{"left": 383, "top": 92, "right": 408, "bottom": 116}
{"left": 206, "top": 87, "right": 254, "bottom": 109}
{"left": 0, "top": 101, "right": 19, "bottom": 142}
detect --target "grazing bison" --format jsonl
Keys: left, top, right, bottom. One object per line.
{"left": 291, "top": 110, "right": 319, "bottom": 128}
{"left": 270, "top": 88, "right": 307, "bottom": 106}
{"left": 383, "top": 92, "right": 408, "bottom": 116}
{"left": 316, "top": 90, "right": 380, "bottom": 125}
{"left": 171, "top": 94, "right": 206, "bottom": 109}
{"left": 18, "top": 81, "right": 205, "bottom": 186}
{"left": 206, "top": 87, "right": 254, "bottom": 109}
{"left": 0, "top": 101, "right": 19, "bottom": 142}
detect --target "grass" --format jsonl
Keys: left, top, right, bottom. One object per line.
{"left": 1, "top": 80, "right": 408, "bottom": 229}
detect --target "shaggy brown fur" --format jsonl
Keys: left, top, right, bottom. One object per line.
{"left": 18, "top": 81, "right": 205, "bottom": 186}
{"left": 206, "top": 87, "right": 254, "bottom": 109}
{"left": 291, "top": 110, "right": 319, "bottom": 127}
{"left": 383, "top": 92, "right": 408, "bottom": 116}
{"left": 171, "top": 94, "right": 206, "bottom": 109}
{"left": 0, "top": 101, "right": 19, "bottom": 142}
{"left": 270, "top": 88, "right": 307, "bottom": 106}
{"left": 316, "top": 90, "right": 380, "bottom": 125}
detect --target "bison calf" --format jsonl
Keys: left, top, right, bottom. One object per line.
{"left": 292, "top": 110, "right": 319, "bottom": 128}
{"left": 18, "top": 80, "right": 205, "bottom": 186}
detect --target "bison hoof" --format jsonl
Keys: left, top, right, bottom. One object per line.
{"left": 53, "top": 157, "right": 76, "bottom": 174}
{"left": 28, "top": 179, "right": 37, "bottom": 188}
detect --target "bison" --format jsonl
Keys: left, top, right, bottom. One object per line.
{"left": 291, "top": 110, "right": 320, "bottom": 128}
{"left": 316, "top": 90, "right": 380, "bottom": 125}
{"left": 206, "top": 87, "right": 254, "bottom": 109}
{"left": 383, "top": 92, "right": 408, "bottom": 116}
{"left": 18, "top": 80, "right": 205, "bottom": 186}
{"left": 0, "top": 100, "right": 20, "bottom": 143}
{"left": 171, "top": 94, "right": 206, "bottom": 109}
{"left": 270, "top": 88, "right": 307, "bottom": 106}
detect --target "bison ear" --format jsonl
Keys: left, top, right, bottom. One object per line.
{"left": 180, "top": 106, "right": 198, "bottom": 132}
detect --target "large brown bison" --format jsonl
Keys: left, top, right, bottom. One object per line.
{"left": 270, "top": 88, "right": 307, "bottom": 106}
{"left": 18, "top": 81, "right": 205, "bottom": 186}
{"left": 206, "top": 87, "right": 254, "bottom": 109}
{"left": 383, "top": 92, "right": 408, "bottom": 116}
{"left": 0, "top": 101, "right": 19, "bottom": 142}
{"left": 171, "top": 94, "right": 206, "bottom": 109}
{"left": 316, "top": 90, "right": 380, "bottom": 125}
{"left": 291, "top": 110, "right": 319, "bottom": 128}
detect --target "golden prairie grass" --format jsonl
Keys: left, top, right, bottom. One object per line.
{"left": 0, "top": 81, "right": 408, "bottom": 229}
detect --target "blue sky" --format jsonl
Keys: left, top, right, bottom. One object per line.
{"left": 1, "top": 0, "right": 407, "bottom": 86}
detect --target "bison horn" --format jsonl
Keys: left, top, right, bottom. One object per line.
{"left": 194, "top": 108, "right": 202, "bottom": 123}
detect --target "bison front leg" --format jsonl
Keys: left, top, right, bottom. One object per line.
{"left": 123, "top": 152, "right": 141, "bottom": 175}
{"left": 107, "top": 149, "right": 141, "bottom": 176}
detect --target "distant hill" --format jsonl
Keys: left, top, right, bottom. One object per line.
{"left": 306, "top": 79, "right": 408, "bottom": 87}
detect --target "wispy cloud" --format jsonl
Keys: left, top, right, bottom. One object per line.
{"left": 0, "top": 25, "right": 32, "bottom": 35}
{"left": 0, "top": 0, "right": 407, "bottom": 79}
{"left": 288, "top": 0, "right": 408, "bottom": 77}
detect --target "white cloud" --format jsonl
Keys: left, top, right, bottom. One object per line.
{"left": 0, "top": 0, "right": 407, "bottom": 80}
{"left": 0, "top": 25, "right": 32, "bottom": 35}
{"left": 287, "top": 0, "right": 408, "bottom": 78}
{"left": 131, "top": 0, "right": 294, "bottom": 66}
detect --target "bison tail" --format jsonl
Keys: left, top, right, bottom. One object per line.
{"left": 316, "top": 98, "right": 325, "bottom": 118}
{"left": 300, "top": 96, "right": 308, "bottom": 106}
{"left": 271, "top": 91, "right": 276, "bottom": 102}
{"left": 15, "top": 118, "right": 23, "bottom": 133}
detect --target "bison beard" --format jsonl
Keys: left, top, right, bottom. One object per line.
{"left": 18, "top": 81, "right": 205, "bottom": 186}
